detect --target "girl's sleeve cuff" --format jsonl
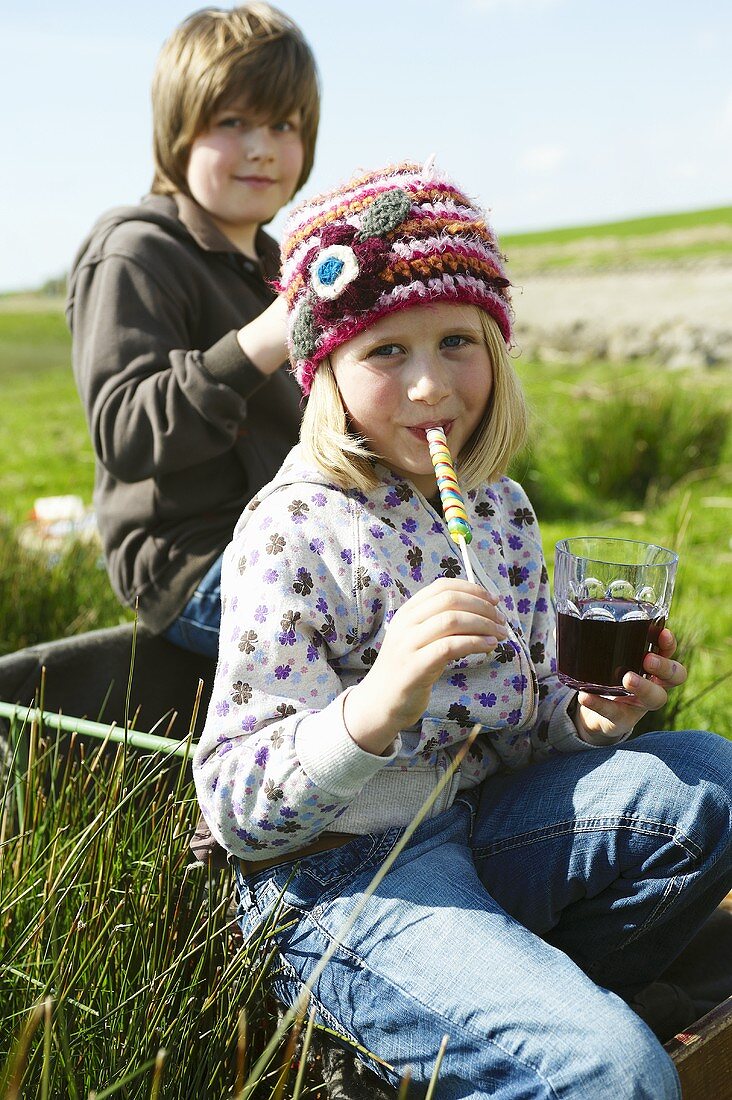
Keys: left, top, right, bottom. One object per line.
{"left": 295, "top": 689, "right": 401, "bottom": 797}
{"left": 550, "top": 692, "right": 633, "bottom": 752}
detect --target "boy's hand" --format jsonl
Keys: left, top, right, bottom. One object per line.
{"left": 236, "top": 295, "right": 289, "bottom": 375}
{"left": 343, "top": 578, "right": 507, "bottom": 756}
{"left": 573, "top": 628, "right": 687, "bottom": 745}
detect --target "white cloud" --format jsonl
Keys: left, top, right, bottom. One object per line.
{"left": 673, "top": 162, "right": 701, "bottom": 181}
{"left": 721, "top": 91, "right": 732, "bottom": 132}
{"left": 466, "top": 0, "right": 565, "bottom": 9}
{"left": 520, "top": 145, "right": 566, "bottom": 175}
{"left": 694, "top": 29, "right": 721, "bottom": 53}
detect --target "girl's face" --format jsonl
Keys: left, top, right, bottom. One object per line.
{"left": 330, "top": 302, "right": 493, "bottom": 497}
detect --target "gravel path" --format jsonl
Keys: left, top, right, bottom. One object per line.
{"left": 511, "top": 266, "right": 732, "bottom": 332}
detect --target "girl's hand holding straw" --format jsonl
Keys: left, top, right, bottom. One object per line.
{"left": 343, "top": 578, "right": 506, "bottom": 755}
{"left": 344, "top": 428, "right": 505, "bottom": 754}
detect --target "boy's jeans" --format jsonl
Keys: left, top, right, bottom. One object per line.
{"left": 235, "top": 730, "right": 732, "bottom": 1100}
{"left": 163, "top": 555, "right": 222, "bottom": 659}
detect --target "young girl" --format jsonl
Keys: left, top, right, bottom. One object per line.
{"left": 194, "top": 162, "right": 732, "bottom": 1099}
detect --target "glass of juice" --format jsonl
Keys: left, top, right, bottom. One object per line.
{"left": 554, "top": 537, "right": 678, "bottom": 696}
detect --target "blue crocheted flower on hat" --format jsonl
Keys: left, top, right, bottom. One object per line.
{"left": 310, "top": 244, "right": 360, "bottom": 300}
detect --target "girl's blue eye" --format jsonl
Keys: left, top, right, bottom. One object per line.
{"left": 371, "top": 344, "right": 401, "bottom": 358}
{"left": 442, "top": 335, "right": 469, "bottom": 348}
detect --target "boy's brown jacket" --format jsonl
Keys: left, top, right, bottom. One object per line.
{"left": 66, "top": 193, "right": 302, "bottom": 634}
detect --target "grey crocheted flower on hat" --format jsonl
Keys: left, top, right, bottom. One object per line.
{"left": 358, "top": 188, "right": 411, "bottom": 240}
{"left": 291, "top": 300, "right": 317, "bottom": 360}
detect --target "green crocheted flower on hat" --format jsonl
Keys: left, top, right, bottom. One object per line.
{"left": 358, "top": 188, "right": 411, "bottom": 240}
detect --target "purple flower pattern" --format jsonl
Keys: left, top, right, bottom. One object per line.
{"left": 193, "top": 449, "right": 579, "bottom": 860}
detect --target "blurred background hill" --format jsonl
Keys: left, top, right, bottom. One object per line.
{"left": 504, "top": 206, "right": 732, "bottom": 369}
{"left": 5, "top": 204, "right": 731, "bottom": 369}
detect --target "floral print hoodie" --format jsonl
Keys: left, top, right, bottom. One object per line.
{"left": 194, "top": 446, "right": 590, "bottom": 860}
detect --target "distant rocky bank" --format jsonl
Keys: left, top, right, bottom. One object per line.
{"left": 509, "top": 263, "right": 732, "bottom": 369}
{"left": 3, "top": 250, "right": 731, "bottom": 372}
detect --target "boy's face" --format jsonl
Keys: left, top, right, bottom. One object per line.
{"left": 330, "top": 303, "right": 493, "bottom": 498}
{"left": 186, "top": 97, "right": 304, "bottom": 255}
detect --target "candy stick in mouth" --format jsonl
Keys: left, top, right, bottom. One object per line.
{"left": 425, "top": 426, "right": 475, "bottom": 584}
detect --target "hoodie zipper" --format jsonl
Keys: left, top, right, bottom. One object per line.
{"left": 417, "top": 488, "right": 537, "bottom": 725}
{"left": 466, "top": 546, "right": 537, "bottom": 723}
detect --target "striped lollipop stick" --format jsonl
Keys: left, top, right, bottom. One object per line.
{"left": 425, "top": 427, "right": 475, "bottom": 584}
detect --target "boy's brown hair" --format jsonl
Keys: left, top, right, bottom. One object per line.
{"left": 151, "top": 3, "right": 319, "bottom": 198}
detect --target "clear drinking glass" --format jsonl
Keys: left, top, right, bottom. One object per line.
{"left": 554, "top": 536, "right": 678, "bottom": 696}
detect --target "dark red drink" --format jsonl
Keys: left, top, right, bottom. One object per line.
{"left": 557, "top": 598, "right": 665, "bottom": 695}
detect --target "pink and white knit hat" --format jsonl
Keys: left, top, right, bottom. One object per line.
{"left": 277, "top": 160, "right": 513, "bottom": 394}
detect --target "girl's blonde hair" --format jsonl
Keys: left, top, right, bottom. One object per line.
{"left": 151, "top": 3, "right": 320, "bottom": 199}
{"left": 300, "top": 311, "right": 528, "bottom": 493}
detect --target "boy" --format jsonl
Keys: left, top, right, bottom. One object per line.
{"left": 66, "top": 3, "right": 320, "bottom": 658}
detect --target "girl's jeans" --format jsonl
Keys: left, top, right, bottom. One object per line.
{"left": 235, "top": 730, "right": 732, "bottom": 1100}
{"left": 163, "top": 555, "right": 222, "bottom": 659}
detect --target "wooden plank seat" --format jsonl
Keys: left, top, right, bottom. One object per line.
{"left": 666, "top": 996, "right": 732, "bottom": 1100}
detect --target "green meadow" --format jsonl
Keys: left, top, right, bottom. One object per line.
{"left": 0, "top": 305, "right": 729, "bottom": 732}
{"left": 1, "top": 209, "right": 731, "bottom": 1095}
{"left": 0, "top": 310, "right": 96, "bottom": 522}
{"left": 502, "top": 204, "right": 732, "bottom": 273}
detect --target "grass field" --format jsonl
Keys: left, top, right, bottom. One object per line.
{"left": 501, "top": 204, "right": 732, "bottom": 274}
{"left": 502, "top": 205, "right": 732, "bottom": 248}
{"left": 0, "top": 308, "right": 730, "bottom": 729}
{"left": 0, "top": 272, "right": 730, "bottom": 1095}
{"left": 0, "top": 311, "right": 96, "bottom": 520}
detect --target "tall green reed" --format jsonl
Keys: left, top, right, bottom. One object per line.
{"left": 511, "top": 367, "right": 730, "bottom": 517}
{"left": 0, "top": 704, "right": 481, "bottom": 1097}
{"left": 576, "top": 378, "right": 729, "bottom": 505}
{"left": 0, "top": 712, "right": 295, "bottom": 1098}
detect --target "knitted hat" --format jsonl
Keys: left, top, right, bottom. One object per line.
{"left": 277, "top": 160, "right": 512, "bottom": 394}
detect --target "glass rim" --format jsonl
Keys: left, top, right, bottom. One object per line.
{"left": 555, "top": 536, "right": 678, "bottom": 568}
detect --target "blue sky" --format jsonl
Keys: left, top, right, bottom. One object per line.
{"left": 2, "top": 0, "right": 731, "bottom": 291}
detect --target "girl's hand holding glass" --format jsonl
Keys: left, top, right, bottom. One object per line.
{"left": 343, "top": 578, "right": 507, "bottom": 756}
{"left": 574, "top": 627, "right": 688, "bottom": 745}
